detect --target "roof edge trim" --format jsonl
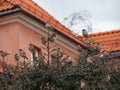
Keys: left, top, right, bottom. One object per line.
{"left": 0, "top": 8, "right": 21, "bottom": 16}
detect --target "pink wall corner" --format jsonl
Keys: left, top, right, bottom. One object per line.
{"left": 0, "top": 22, "right": 20, "bottom": 65}
{"left": 17, "top": 22, "right": 43, "bottom": 61}
{"left": 17, "top": 22, "right": 79, "bottom": 62}
{"left": 0, "top": 21, "right": 79, "bottom": 68}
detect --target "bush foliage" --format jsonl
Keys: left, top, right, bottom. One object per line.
{"left": 0, "top": 50, "right": 120, "bottom": 90}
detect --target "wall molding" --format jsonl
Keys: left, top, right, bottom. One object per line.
{"left": 0, "top": 12, "right": 80, "bottom": 54}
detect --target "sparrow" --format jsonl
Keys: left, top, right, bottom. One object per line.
{"left": 87, "top": 57, "right": 93, "bottom": 63}
{"left": 28, "top": 44, "right": 35, "bottom": 53}
{"left": 102, "top": 75, "right": 111, "bottom": 83}
{"left": 106, "top": 75, "right": 110, "bottom": 81}
{"left": 84, "top": 39, "right": 95, "bottom": 47}
{"left": 98, "top": 53, "right": 104, "bottom": 58}
{"left": 15, "top": 54, "right": 20, "bottom": 61}
{"left": 48, "top": 33, "right": 56, "bottom": 42}
{"left": 82, "top": 29, "right": 88, "bottom": 38}
{"left": 0, "top": 50, "right": 10, "bottom": 57}
{"left": 53, "top": 48, "right": 64, "bottom": 58}
{"left": 96, "top": 43, "right": 102, "bottom": 52}
{"left": 80, "top": 79, "right": 86, "bottom": 88}
{"left": 77, "top": 45, "right": 82, "bottom": 52}
{"left": 45, "top": 23, "right": 53, "bottom": 30}
{"left": 102, "top": 50, "right": 109, "bottom": 57}
{"left": 57, "top": 48, "right": 64, "bottom": 57}
{"left": 19, "top": 49, "right": 28, "bottom": 59}
{"left": 41, "top": 37, "right": 47, "bottom": 45}
{"left": 63, "top": 55, "right": 72, "bottom": 64}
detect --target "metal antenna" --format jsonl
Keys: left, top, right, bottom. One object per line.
{"left": 63, "top": 10, "right": 92, "bottom": 35}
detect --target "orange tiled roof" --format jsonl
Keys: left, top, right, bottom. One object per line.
{"left": 0, "top": 0, "right": 14, "bottom": 11}
{"left": 1, "top": 0, "right": 120, "bottom": 52}
{"left": 88, "top": 30, "right": 120, "bottom": 51}
{"left": 0, "top": 0, "right": 83, "bottom": 44}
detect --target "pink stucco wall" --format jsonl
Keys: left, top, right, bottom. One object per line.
{"left": 0, "top": 22, "right": 19, "bottom": 65}
{"left": 0, "top": 22, "right": 79, "bottom": 69}
{"left": 17, "top": 22, "right": 79, "bottom": 60}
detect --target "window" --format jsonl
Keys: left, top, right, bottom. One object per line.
{"left": 29, "top": 44, "right": 42, "bottom": 63}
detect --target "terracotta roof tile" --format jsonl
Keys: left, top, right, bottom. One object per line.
{"left": 88, "top": 30, "right": 120, "bottom": 51}
{"left": 80, "top": 30, "right": 120, "bottom": 52}
{"left": 1, "top": 0, "right": 120, "bottom": 52}
{"left": 0, "top": 0, "right": 85, "bottom": 45}
{"left": 0, "top": 1, "right": 14, "bottom": 11}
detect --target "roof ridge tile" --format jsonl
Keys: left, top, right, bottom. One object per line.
{"left": 90, "top": 30, "right": 120, "bottom": 37}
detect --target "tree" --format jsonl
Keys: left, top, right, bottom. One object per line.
{"left": 0, "top": 47, "right": 117, "bottom": 90}
{"left": 0, "top": 23, "right": 120, "bottom": 90}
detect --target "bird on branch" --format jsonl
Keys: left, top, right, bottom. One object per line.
{"left": 102, "top": 50, "right": 109, "bottom": 57}
{"left": 19, "top": 49, "right": 28, "bottom": 59}
{"left": 87, "top": 56, "right": 93, "bottom": 63}
{"left": 53, "top": 48, "right": 64, "bottom": 58}
{"left": 28, "top": 44, "right": 35, "bottom": 53}
{"left": 96, "top": 43, "right": 102, "bottom": 52}
{"left": 84, "top": 39, "right": 94, "bottom": 47}
{"left": 80, "top": 79, "right": 86, "bottom": 89}
{"left": 48, "top": 33, "right": 56, "bottom": 42}
{"left": 15, "top": 54, "right": 20, "bottom": 61}
{"left": 63, "top": 55, "right": 72, "bottom": 64}
{"left": 0, "top": 50, "right": 10, "bottom": 57}
{"left": 41, "top": 37, "right": 47, "bottom": 46}
{"left": 45, "top": 23, "right": 54, "bottom": 30}
{"left": 77, "top": 45, "right": 82, "bottom": 52}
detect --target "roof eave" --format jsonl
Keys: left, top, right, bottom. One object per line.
{"left": 0, "top": 7, "right": 21, "bottom": 16}
{"left": 0, "top": 7, "right": 86, "bottom": 49}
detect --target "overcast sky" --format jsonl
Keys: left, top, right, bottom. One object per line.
{"left": 33, "top": 0, "right": 120, "bottom": 34}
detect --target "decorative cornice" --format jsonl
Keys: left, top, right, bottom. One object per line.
{"left": 0, "top": 12, "right": 80, "bottom": 54}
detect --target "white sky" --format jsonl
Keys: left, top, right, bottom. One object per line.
{"left": 33, "top": 0, "right": 120, "bottom": 34}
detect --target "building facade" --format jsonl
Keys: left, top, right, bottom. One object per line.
{"left": 0, "top": 0, "right": 84, "bottom": 69}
